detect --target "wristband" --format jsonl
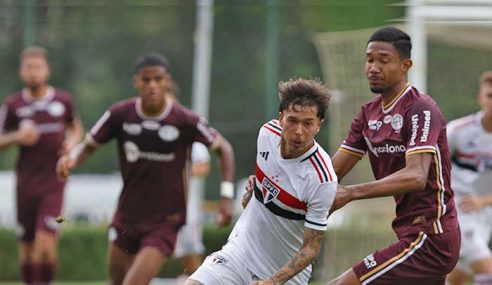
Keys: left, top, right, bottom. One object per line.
{"left": 220, "top": 181, "right": 234, "bottom": 199}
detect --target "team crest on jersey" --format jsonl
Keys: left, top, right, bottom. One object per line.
{"left": 158, "top": 125, "right": 180, "bottom": 141}
{"left": 47, "top": 101, "right": 65, "bottom": 117}
{"left": 261, "top": 178, "right": 280, "bottom": 203}
{"left": 391, "top": 114, "right": 403, "bottom": 131}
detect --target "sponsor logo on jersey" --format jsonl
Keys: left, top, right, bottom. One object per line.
{"left": 123, "top": 141, "right": 175, "bottom": 163}
{"left": 196, "top": 117, "right": 216, "bottom": 144}
{"left": 391, "top": 114, "right": 403, "bottom": 131}
{"left": 261, "top": 178, "right": 280, "bottom": 203}
{"left": 47, "top": 101, "right": 65, "bottom": 117}
{"left": 158, "top": 125, "right": 180, "bottom": 141}
{"left": 16, "top": 106, "right": 34, "bottom": 117}
{"left": 368, "top": 120, "right": 382, "bottom": 131}
{"left": 420, "top": 110, "right": 431, "bottom": 142}
{"left": 122, "top": 123, "right": 142, "bottom": 135}
{"left": 363, "top": 254, "right": 377, "bottom": 269}
{"left": 209, "top": 253, "right": 227, "bottom": 265}
{"left": 409, "top": 114, "right": 419, "bottom": 146}
{"left": 383, "top": 114, "right": 392, "bottom": 124}
{"left": 259, "top": 151, "right": 269, "bottom": 161}
{"left": 365, "top": 137, "right": 406, "bottom": 157}
{"left": 142, "top": 120, "right": 161, "bottom": 130}
{"left": 37, "top": 122, "right": 64, "bottom": 134}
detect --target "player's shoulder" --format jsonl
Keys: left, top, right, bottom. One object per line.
{"left": 259, "top": 119, "right": 282, "bottom": 138}
{"left": 404, "top": 87, "right": 440, "bottom": 110}
{"left": 447, "top": 113, "right": 477, "bottom": 132}
{"left": 300, "top": 145, "right": 336, "bottom": 185}
{"left": 109, "top": 97, "right": 137, "bottom": 113}
{"left": 2, "top": 91, "right": 23, "bottom": 106}
{"left": 169, "top": 101, "right": 200, "bottom": 120}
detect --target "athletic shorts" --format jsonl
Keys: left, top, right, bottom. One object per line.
{"left": 455, "top": 206, "right": 492, "bottom": 273}
{"left": 109, "top": 221, "right": 181, "bottom": 256}
{"left": 189, "top": 251, "right": 260, "bottom": 285}
{"left": 353, "top": 229, "right": 460, "bottom": 285}
{"left": 16, "top": 188, "right": 64, "bottom": 241}
{"left": 174, "top": 222, "right": 205, "bottom": 258}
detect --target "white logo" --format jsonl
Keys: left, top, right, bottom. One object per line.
{"left": 123, "top": 141, "right": 175, "bottom": 163}
{"left": 364, "top": 254, "right": 377, "bottom": 269}
{"left": 421, "top": 110, "right": 431, "bottom": 142}
{"left": 158, "top": 125, "right": 180, "bottom": 141}
{"left": 47, "top": 101, "right": 65, "bottom": 117}
{"left": 142, "top": 120, "right": 161, "bottom": 130}
{"left": 365, "top": 137, "right": 406, "bottom": 157}
{"left": 196, "top": 117, "right": 216, "bottom": 143}
{"left": 391, "top": 114, "right": 403, "bottom": 131}
{"left": 262, "top": 179, "right": 280, "bottom": 203}
{"left": 409, "top": 114, "right": 419, "bottom": 146}
{"left": 383, "top": 115, "right": 392, "bottom": 124}
{"left": 368, "top": 120, "right": 382, "bottom": 131}
{"left": 122, "top": 123, "right": 142, "bottom": 135}
{"left": 16, "top": 106, "right": 33, "bottom": 118}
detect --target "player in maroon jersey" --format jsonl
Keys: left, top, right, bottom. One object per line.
{"left": 0, "top": 46, "right": 83, "bottom": 285}
{"left": 326, "top": 27, "right": 460, "bottom": 285}
{"left": 56, "top": 53, "right": 235, "bottom": 285}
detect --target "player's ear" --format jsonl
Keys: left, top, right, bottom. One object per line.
{"left": 278, "top": 112, "right": 284, "bottom": 126}
{"left": 402, "top": 58, "right": 412, "bottom": 73}
{"left": 132, "top": 74, "right": 139, "bottom": 88}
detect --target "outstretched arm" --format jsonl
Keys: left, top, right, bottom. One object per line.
{"left": 250, "top": 227, "right": 325, "bottom": 285}
{"left": 61, "top": 115, "right": 84, "bottom": 155}
{"left": 210, "top": 135, "right": 235, "bottom": 227}
{"left": 56, "top": 139, "right": 97, "bottom": 179}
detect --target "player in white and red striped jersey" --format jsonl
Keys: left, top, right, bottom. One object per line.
{"left": 186, "top": 78, "right": 337, "bottom": 285}
{"left": 446, "top": 71, "right": 492, "bottom": 285}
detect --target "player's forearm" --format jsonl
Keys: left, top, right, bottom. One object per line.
{"left": 269, "top": 229, "right": 324, "bottom": 285}
{"left": 215, "top": 137, "right": 235, "bottom": 182}
{"left": 65, "top": 117, "right": 84, "bottom": 150}
{"left": 69, "top": 141, "right": 96, "bottom": 168}
{"left": 0, "top": 132, "right": 19, "bottom": 150}
{"left": 481, "top": 194, "right": 492, "bottom": 206}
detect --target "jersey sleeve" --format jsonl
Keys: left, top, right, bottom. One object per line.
{"left": 0, "top": 99, "right": 18, "bottom": 133}
{"left": 63, "top": 92, "right": 76, "bottom": 124}
{"left": 86, "top": 110, "right": 116, "bottom": 146}
{"left": 189, "top": 116, "right": 220, "bottom": 148}
{"left": 339, "top": 107, "right": 367, "bottom": 159}
{"left": 191, "top": 142, "right": 211, "bottom": 164}
{"left": 304, "top": 180, "right": 337, "bottom": 231}
{"left": 446, "top": 119, "right": 459, "bottom": 156}
{"left": 404, "top": 101, "right": 442, "bottom": 157}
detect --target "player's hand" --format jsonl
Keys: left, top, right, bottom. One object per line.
{"left": 56, "top": 155, "right": 76, "bottom": 180}
{"left": 15, "top": 120, "right": 40, "bottom": 146}
{"left": 250, "top": 279, "right": 276, "bottom": 285}
{"left": 242, "top": 175, "right": 255, "bottom": 208}
{"left": 329, "top": 184, "right": 352, "bottom": 215}
{"left": 459, "top": 195, "right": 483, "bottom": 212}
{"left": 216, "top": 197, "right": 233, "bottom": 227}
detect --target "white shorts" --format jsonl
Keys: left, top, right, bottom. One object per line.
{"left": 174, "top": 222, "right": 205, "bottom": 258}
{"left": 189, "top": 251, "right": 260, "bottom": 285}
{"left": 456, "top": 205, "right": 492, "bottom": 272}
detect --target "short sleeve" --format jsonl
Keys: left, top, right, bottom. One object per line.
{"left": 63, "top": 93, "right": 76, "bottom": 124}
{"left": 86, "top": 110, "right": 115, "bottom": 146}
{"left": 404, "top": 101, "right": 442, "bottom": 156}
{"left": 0, "top": 100, "right": 17, "bottom": 133}
{"left": 304, "top": 180, "right": 337, "bottom": 231}
{"left": 339, "top": 107, "right": 367, "bottom": 159}
{"left": 446, "top": 119, "right": 460, "bottom": 156}
{"left": 190, "top": 116, "right": 220, "bottom": 148}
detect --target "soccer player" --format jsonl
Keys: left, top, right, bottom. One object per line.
{"left": 185, "top": 78, "right": 337, "bottom": 285}
{"left": 446, "top": 71, "right": 492, "bottom": 285}
{"left": 0, "top": 46, "right": 83, "bottom": 285}
{"left": 56, "top": 52, "right": 235, "bottom": 285}
{"left": 326, "top": 26, "right": 460, "bottom": 285}
{"left": 174, "top": 142, "right": 211, "bottom": 276}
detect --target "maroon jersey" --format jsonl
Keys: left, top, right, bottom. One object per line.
{"left": 339, "top": 84, "right": 458, "bottom": 237}
{"left": 87, "top": 97, "right": 219, "bottom": 229}
{"left": 0, "top": 87, "right": 75, "bottom": 195}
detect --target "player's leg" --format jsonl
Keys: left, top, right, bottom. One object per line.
{"left": 18, "top": 241, "right": 35, "bottom": 285}
{"left": 471, "top": 257, "right": 492, "bottom": 285}
{"left": 175, "top": 223, "right": 205, "bottom": 275}
{"left": 446, "top": 267, "right": 472, "bottom": 285}
{"left": 122, "top": 246, "right": 166, "bottom": 285}
{"left": 16, "top": 191, "right": 38, "bottom": 285}
{"left": 326, "top": 268, "right": 361, "bottom": 285}
{"left": 108, "top": 242, "right": 135, "bottom": 285}
{"left": 181, "top": 255, "right": 203, "bottom": 275}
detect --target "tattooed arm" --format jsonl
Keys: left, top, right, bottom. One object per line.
{"left": 250, "top": 227, "right": 325, "bottom": 285}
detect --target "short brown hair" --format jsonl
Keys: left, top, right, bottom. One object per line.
{"left": 20, "top": 46, "right": 48, "bottom": 62}
{"left": 278, "top": 78, "right": 332, "bottom": 119}
{"left": 479, "top": 71, "right": 492, "bottom": 86}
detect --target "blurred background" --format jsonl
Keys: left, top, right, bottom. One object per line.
{"left": 1, "top": 0, "right": 492, "bottom": 283}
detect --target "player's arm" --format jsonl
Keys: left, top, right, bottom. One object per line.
{"left": 210, "top": 135, "right": 235, "bottom": 226}
{"left": 56, "top": 139, "right": 97, "bottom": 179}
{"left": 191, "top": 161, "right": 210, "bottom": 177}
{"left": 460, "top": 193, "right": 492, "bottom": 212}
{"left": 61, "top": 115, "right": 84, "bottom": 154}
{"left": 332, "top": 149, "right": 362, "bottom": 181}
{"left": 0, "top": 126, "right": 39, "bottom": 150}
{"left": 332, "top": 152, "right": 432, "bottom": 212}
{"left": 251, "top": 227, "right": 325, "bottom": 285}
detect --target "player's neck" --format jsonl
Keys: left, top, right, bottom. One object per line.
{"left": 481, "top": 112, "right": 492, "bottom": 132}
{"left": 380, "top": 81, "right": 409, "bottom": 105}
{"left": 26, "top": 84, "right": 49, "bottom": 99}
{"left": 141, "top": 97, "right": 168, "bottom": 117}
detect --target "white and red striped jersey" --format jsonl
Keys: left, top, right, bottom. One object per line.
{"left": 221, "top": 119, "right": 337, "bottom": 284}
{"left": 447, "top": 111, "right": 492, "bottom": 197}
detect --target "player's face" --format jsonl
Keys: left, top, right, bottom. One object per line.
{"left": 365, "top": 41, "right": 411, "bottom": 94}
{"left": 19, "top": 55, "right": 50, "bottom": 89}
{"left": 478, "top": 82, "right": 492, "bottom": 116}
{"left": 279, "top": 104, "right": 322, "bottom": 159}
{"left": 134, "top": 65, "right": 171, "bottom": 114}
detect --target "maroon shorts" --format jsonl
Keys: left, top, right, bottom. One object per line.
{"left": 109, "top": 222, "right": 182, "bottom": 257}
{"left": 16, "top": 189, "right": 64, "bottom": 242}
{"left": 353, "top": 228, "right": 460, "bottom": 285}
